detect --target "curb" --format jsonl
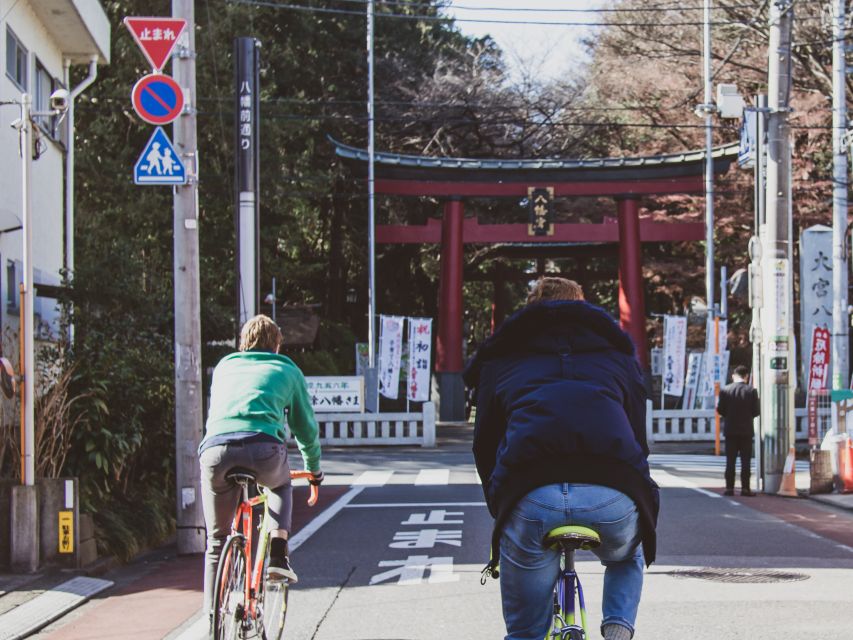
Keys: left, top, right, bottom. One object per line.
{"left": 0, "top": 576, "right": 114, "bottom": 640}
{"left": 807, "top": 492, "right": 853, "bottom": 513}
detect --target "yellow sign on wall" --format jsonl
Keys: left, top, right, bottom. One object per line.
{"left": 58, "top": 511, "right": 74, "bottom": 554}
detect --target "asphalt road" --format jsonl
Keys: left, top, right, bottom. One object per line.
{"left": 262, "top": 449, "right": 853, "bottom": 640}
{"left": 23, "top": 445, "right": 853, "bottom": 640}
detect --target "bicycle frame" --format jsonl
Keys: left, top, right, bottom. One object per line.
{"left": 551, "top": 548, "right": 589, "bottom": 639}
{"left": 223, "top": 471, "right": 319, "bottom": 622}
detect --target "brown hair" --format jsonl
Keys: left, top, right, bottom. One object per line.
{"left": 526, "top": 277, "right": 584, "bottom": 304}
{"left": 239, "top": 314, "right": 283, "bottom": 352}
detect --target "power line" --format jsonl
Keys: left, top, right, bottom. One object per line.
{"left": 226, "top": 0, "right": 768, "bottom": 27}
{"left": 360, "top": 0, "right": 768, "bottom": 13}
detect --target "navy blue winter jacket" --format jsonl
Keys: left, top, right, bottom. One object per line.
{"left": 464, "top": 300, "right": 660, "bottom": 569}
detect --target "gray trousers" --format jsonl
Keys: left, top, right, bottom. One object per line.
{"left": 199, "top": 440, "right": 292, "bottom": 613}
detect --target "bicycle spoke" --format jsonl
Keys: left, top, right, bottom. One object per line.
{"left": 213, "top": 536, "right": 248, "bottom": 640}
{"left": 257, "top": 540, "right": 289, "bottom": 640}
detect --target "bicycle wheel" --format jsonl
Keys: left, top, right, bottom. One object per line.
{"left": 213, "top": 534, "right": 248, "bottom": 640}
{"left": 257, "top": 541, "right": 289, "bottom": 640}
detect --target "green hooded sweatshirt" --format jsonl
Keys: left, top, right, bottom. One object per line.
{"left": 201, "top": 351, "right": 321, "bottom": 472}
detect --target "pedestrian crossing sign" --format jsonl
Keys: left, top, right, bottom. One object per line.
{"left": 134, "top": 126, "right": 186, "bottom": 185}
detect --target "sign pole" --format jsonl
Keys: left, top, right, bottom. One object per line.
{"left": 235, "top": 38, "right": 260, "bottom": 329}
{"left": 831, "top": 0, "right": 849, "bottom": 390}
{"left": 172, "top": 0, "right": 204, "bottom": 554}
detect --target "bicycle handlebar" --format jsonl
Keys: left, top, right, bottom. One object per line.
{"left": 289, "top": 470, "right": 320, "bottom": 507}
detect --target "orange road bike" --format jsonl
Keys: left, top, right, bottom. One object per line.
{"left": 212, "top": 470, "right": 319, "bottom": 640}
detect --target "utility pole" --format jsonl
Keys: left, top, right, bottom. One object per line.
{"left": 761, "top": 0, "right": 795, "bottom": 493}
{"left": 701, "top": 0, "right": 716, "bottom": 318}
{"left": 172, "top": 0, "right": 205, "bottom": 554}
{"left": 832, "top": 0, "right": 849, "bottom": 390}
{"left": 365, "top": 0, "right": 379, "bottom": 411}
{"left": 750, "top": 94, "right": 767, "bottom": 492}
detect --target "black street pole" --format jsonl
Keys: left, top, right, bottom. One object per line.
{"left": 235, "top": 37, "right": 260, "bottom": 338}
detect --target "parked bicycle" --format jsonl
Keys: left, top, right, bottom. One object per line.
{"left": 212, "top": 469, "right": 318, "bottom": 640}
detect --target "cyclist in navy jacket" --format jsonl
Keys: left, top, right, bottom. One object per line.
{"left": 465, "top": 277, "right": 659, "bottom": 640}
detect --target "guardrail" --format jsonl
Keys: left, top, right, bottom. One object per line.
{"left": 645, "top": 399, "right": 811, "bottom": 442}
{"left": 316, "top": 402, "right": 436, "bottom": 447}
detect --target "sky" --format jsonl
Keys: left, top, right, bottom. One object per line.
{"left": 443, "top": 0, "right": 608, "bottom": 84}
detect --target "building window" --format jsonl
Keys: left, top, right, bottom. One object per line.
{"left": 5, "top": 27, "right": 27, "bottom": 91}
{"left": 34, "top": 59, "right": 59, "bottom": 138}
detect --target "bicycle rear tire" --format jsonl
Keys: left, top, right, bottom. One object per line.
{"left": 257, "top": 542, "right": 289, "bottom": 640}
{"left": 213, "top": 534, "right": 248, "bottom": 640}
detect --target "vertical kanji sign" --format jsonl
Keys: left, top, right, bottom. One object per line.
{"left": 807, "top": 326, "right": 830, "bottom": 445}
{"left": 124, "top": 17, "right": 187, "bottom": 72}
{"left": 379, "top": 315, "right": 405, "bottom": 399}
{"left": 407, "top": 317, "right": 432, "bottom": 402}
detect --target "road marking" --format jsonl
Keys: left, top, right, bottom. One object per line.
{"left": 289, "top": 486, "right": 365, "bottom": 551}
{"left": 415, "top": 469, "right": 450, "bottom": 485}
{"left": 651, "top": 469, "right": 737, "bottom": 503}
{"left": 353, "top": 470, "right": 394, "bottom": 486}
{"left": 345, "top": 501, "right": 488, "bottom": 508}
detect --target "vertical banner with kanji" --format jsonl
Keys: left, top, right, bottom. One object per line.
{"left": 378, "top": 315, "right": 405, "bottom": 399}
{"left": 407, "top": 317, "right": 433, "bottom": 402}
{"left": 662, "top": 315, "right": 687, "bottom": 397}
{"left": 682, "top": 352, "right": 703, "bottom": 410}
{"left": 807, "top": 326, "right": 831, "bottom": 445}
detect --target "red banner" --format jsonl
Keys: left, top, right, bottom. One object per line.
{"left": 807, "top": 326, "right": 830, "bottom": 445}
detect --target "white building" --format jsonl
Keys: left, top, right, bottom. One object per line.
{"left": 0, "top": 0, "right": 109, "bottom": 347}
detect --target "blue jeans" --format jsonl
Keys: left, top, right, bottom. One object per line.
{"left": 500, "top": 483, "right": 644, "bottom": 640}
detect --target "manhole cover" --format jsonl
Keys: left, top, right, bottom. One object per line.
{"left": 666, "top": 568, "right": 809, "bottom": 584}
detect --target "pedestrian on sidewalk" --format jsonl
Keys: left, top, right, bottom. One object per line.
{"left": 465, "top": 277, "right": 659, "bottom": 640}
{"left": 717, "top": 364, "right": 760, "bottom": 497}
{"left": 198, "top": 315, "right": 324, "bottom": 620}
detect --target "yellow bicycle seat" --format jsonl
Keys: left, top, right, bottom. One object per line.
{"left": 543, "top": 525, "right": 601, "bottom": 551}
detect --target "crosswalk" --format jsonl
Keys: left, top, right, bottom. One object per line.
{"left": 302, "top": 455, "right": 810, "bottom": 488}
{"left": 650, "top": 453, "right": 810, "bottom": 473}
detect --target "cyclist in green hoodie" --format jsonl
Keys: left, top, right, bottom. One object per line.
{"left": 199, "top": 314, "right": 323, "bottom": 617}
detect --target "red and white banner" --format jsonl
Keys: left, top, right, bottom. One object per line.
{"left": 807, "top": 326, "right": 830, "bottom": 445}
{"left": 407, "top": 318, "right": 432, "bottom": 402}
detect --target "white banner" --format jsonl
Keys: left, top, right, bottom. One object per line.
{"left": 650, "top": 347, "right": 663, "bottom": 377}
{"left": 378, "top": 315, "right": 405, "bottom": 399}
{"left": 682, "top": 352, "right": 703, "bottom": 410}
{"left": 662, "top": 316, "right": 687, "bottom": 397}
{"left": 407, "top": 317, "right": 433, "bottom": 402}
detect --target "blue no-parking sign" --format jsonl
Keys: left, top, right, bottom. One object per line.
{"left": 131, "top": 73, "right": 184, "bottom": 125}
{"left": 134, "top": 127, "right": 186, "bottom": 185}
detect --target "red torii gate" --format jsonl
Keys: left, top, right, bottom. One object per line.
{"left": 331, "top": 138, "right": 739, "bottom": 420}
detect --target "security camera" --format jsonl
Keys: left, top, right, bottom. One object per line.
{"left": 49, "top": 88, "right": 70, "bottom": 113}
{"left": 9, "top": 117, "right": 23, "bottom": 130}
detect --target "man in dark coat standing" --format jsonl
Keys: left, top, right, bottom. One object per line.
{"left": 464, "top": 277, "right": 659, "bottom": 640}
{"left": 717, "top": 364, "right": 760, "bottom": 496}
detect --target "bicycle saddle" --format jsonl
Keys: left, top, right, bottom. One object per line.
{"left": 543, "top": 525, "right": 601, "bottom": 551}
{"left": 225, "top": 467, "right": 257, "bottom": 484}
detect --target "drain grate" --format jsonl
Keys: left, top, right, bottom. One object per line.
{"left": 666, "top": 568, "right": 809, "bottom": 584}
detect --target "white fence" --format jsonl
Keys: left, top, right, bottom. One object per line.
{"left": 645, "top": 400, "right": 812, "bottom": 442}
{"left": 316, "top": 402, "right": 436, "bottom": 447}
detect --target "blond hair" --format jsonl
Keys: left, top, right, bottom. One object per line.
{"left": 239, "top": 315, "right": 283, "bottom": 352}
{"left": 526, "top": 277, "right": 584, "bottom": 304}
